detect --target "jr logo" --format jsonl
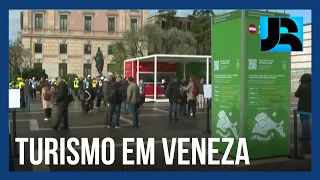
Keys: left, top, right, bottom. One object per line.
{"left": 260, "top": 17, "right": 303, "bottom": 52}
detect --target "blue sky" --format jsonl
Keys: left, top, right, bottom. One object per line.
{"left": 9, "top": 9, "right": 311, "bottom": 40}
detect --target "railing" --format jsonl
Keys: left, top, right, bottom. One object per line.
{"left": 21, "top": 28, "right": 124, "bottom": 38}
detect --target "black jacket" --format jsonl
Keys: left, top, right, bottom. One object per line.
{"left": 295, "top": 73, "right": 311, "bottom": 113}
{"left": 55, "top": 81, "right": 69, "bottom": 108}
{"left": 166, "top": 79, "right": 180, "bottom": 103}
{"left": 108, "top": 81, "right": 124, "bottom": 104}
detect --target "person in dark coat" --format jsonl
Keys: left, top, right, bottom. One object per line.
{"left": 121, "top": 77, "right": 129, "bottom": 114}
{"left": 295, "top": 73, "right": 311, "bottom": 140}
{"left": 52, "top": 77, "right": 69, "bottom": 130}
{"left": 165, "top": 76, "right": 180, "bottom": 121}
{"left": 96, "top": 77, "right": 104, "bottom": 108}
{"left": 23, "top": 79, "right": 33, "bottom": 111}
{"left": 179, "top": 79, "right": 188, "bottom": 116}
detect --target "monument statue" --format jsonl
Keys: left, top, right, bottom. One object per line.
{"left": 94, "top": 47, "right": 104, "bottom": 76}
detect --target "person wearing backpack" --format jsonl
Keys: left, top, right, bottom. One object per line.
{"left": 41, "top": 82, "right": 54, "bottom": 121}
{"left": 106, "top": 76, "right": 123, "bottom": 129}
{"left": 182, "top": 76, "right": 198, "bottom": 119}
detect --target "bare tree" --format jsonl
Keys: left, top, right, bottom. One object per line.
{"left": 9, "top": 38, "right": 27, "bottom": 73}
{"left": 22, "top": 49, "right": 34, "bottom": 68}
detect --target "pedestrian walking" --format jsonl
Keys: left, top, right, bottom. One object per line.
{"left": 42, "top": 82, "right": 54, "bottom": 121}
{"left": 23, "top": 79, "right": 33, "bottom": 111}
{"left": 51, "top": 77, "right": 69, "bottom": 130}
{"left": 31, "top": 77, "right": 37, "bottom": 99}
{"left": 183, "top": 76, "right": 198, "bottom": 119}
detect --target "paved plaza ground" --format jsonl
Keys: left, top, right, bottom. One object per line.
{"left": 9, "top": 95, "right": 311, "bottom": 171}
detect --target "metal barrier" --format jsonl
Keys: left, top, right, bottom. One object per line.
{"left": 288, "top": 110, "right": 311, "bottom": 159}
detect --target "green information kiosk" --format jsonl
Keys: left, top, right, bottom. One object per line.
{"left": 211, "top": 10, "right": 291, "bottom": 159}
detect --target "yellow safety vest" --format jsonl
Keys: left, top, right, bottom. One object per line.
{"left": 9, "top": 83, "right": 18, "bottom": 89}
{"left": 74, "top": 80, "right": 79, "bottom": 88}
{"left": 92, "top": 81, "right": 97, "bottom": 88}
{"left": 18, "top": 82, "right": 24, "bottom": 89}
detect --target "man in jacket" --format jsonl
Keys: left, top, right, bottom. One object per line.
{"left": 165, "top": 76, "right": 180, "bottom": 121}
{"left": 127, "top": 77, "right": 140, "bottom": 128}
{"left": 52, "top": 77, "right": 69, "bottom": 130}
{"left": 102, "top": 72, "right": 113, "bottom": 125}
{"left": 295, "top": 73, "right": 311, "bottom": 140}
{"left": 107, "top": 76, "right": 123, "bottom": 129}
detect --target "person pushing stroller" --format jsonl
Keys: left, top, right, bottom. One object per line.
{"left": 79, "top": 88, "right": 92, "bottom": 113}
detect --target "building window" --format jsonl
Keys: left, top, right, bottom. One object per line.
{"left": 84, "top": 16, "right": 92, "bottom": 31}
{"left": 83, "top": 64, "right": 92, "bottom": 78}
{"left": 60, "top": 44, "right": 68, "bottom": 54}
{"left": 130, "top": 18, "right": 138, "bottom": 30}
{"left": 59, "top": 63, "right": 67, "bottom": 77}
{"left": 34, "top": 63, "right": 42, "bottom": 69}
{"left": 34, "top": 13, "right": 44, "bottom": 29}
{"left": 84, "top": 44, "right": 91, "bottom": 54}
{"left": 60, "top": 14, "right": 68, "bottom": 30}
{"left": 34, "top": 43, "right": 42, "bottom": 53}
{"left": 108, "top": 17, "right": 116, "bottom": 32}
{"left": 108, "top": 45, "right": 113, "bottom": 55}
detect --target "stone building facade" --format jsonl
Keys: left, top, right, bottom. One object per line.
{"left": 20, "top": 10, "right": 148, "bottom": 78}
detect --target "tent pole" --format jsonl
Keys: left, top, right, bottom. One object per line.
{"left": 154, "top": 56, "right": 157, "bottom": 101}
{"left": 206, "top": 57, "right": 210, "bottom": 84}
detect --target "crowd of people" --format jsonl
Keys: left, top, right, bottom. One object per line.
{"left": 9, "top": 71, "right": 311, "bottom": 141}
{"left": 9, "top": 73, "right": 208, "bottom": 129}
{"left": 164, "top": 75, "right": 207, "bottom": 121}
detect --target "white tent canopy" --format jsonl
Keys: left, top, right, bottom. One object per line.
{"left": 123, "top": 54, "right": 211, "bottom": 102}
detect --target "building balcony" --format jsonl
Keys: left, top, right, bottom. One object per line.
{"left": 21, "top": 28, "right": 124, "bottom": 39}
